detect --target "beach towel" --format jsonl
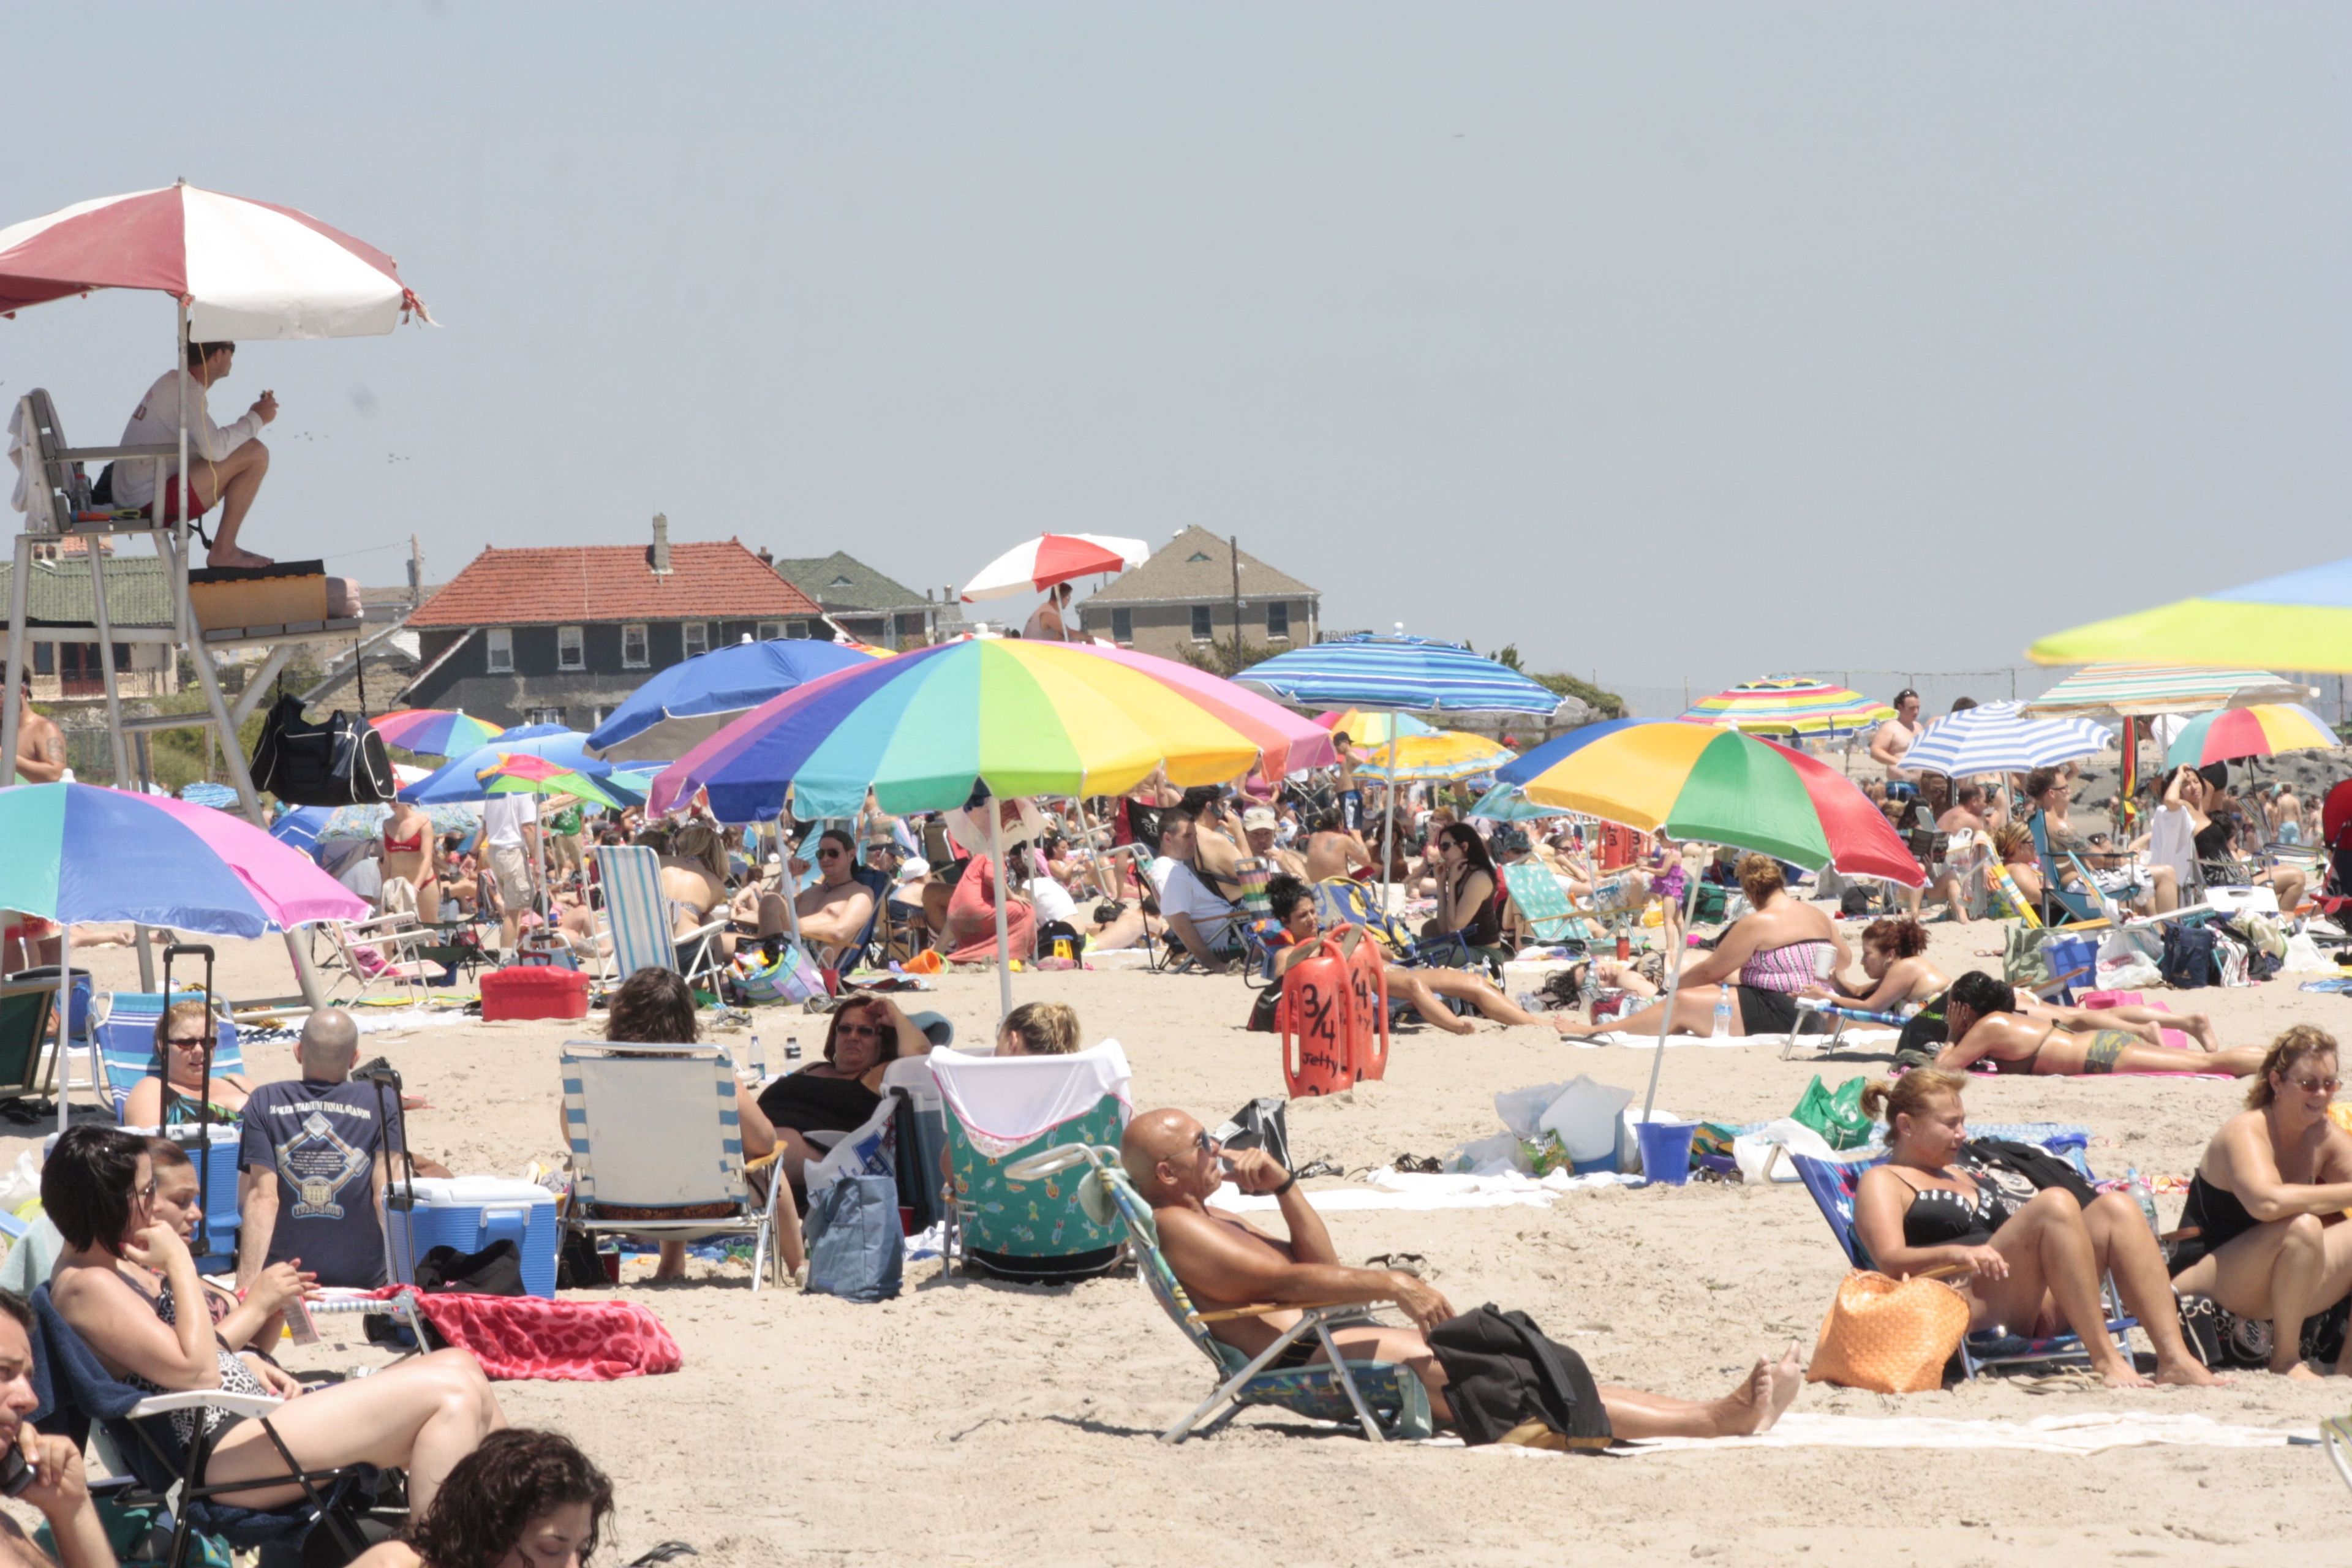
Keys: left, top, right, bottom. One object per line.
{"left": 927, "top": 1039, "right": 1132, "bottom": 1157}
{"left": 1604, "top": 1411, "right": 2305, "bottom": 1458}
{"left": 1214, "top": 1167, "right": 1638, "bottom": 1213}
{"left": 1575, "top": 1029, "right": 1900, "bottom": 1050}
{"left": 364, "top": 1288, "right": 680, "bottom": 1381}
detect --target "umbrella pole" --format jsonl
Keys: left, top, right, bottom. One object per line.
{"left": 1639, "top": 864, "right": 1705, "bottom": 1125}
{"left": 1383, "top": 729, "right": 1400, "bottom": 914}
{"left": 990, "top": 799, "right": 1012, "bottom": 1022}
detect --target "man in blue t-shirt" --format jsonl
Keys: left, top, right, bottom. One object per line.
{"left": 237, "top": 1008, "right": 402, "bottom": 1289}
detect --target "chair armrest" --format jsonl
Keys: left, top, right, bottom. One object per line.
{"left": 56, "top": 443, "right": 177, "bottom": 462}
{"left": 128, "top": 1389, "right": 284, "bottom": 1420}
{"left": 1191, "top": 1298, "right": 1392, "bottom": 1324}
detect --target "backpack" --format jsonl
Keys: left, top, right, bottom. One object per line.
{"left": 1425, "top": 1305, "right": 1613, "bottom": 1450}
{"left": 249, "top": 693, "right": 397, "bottom": 807}
{"left": 2158, "top": 922, "right": 2218, "bottom": 990}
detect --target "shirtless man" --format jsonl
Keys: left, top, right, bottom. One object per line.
{"left": 1021, "top": 582, "right": 1074, "bottom": 642}
{"left": 1123, "top": 1108, "right": 1804, "bottom": 1439}
{"left": 4, "top": 673, "right": 64, "bottom": 785}
{"left": 1302, "top": 812, "right": 1371, "bottom": 883}
{"left": 1936, "top": 781, "right": 1991, "bottom": 835}
{"left": 1332, "top": 731, "right": 1366, "bottom": 834}
{"left": 764, "top": 827, "right": 876, "bottom": 965}
{"left": 1869, "top": 688, "right": 1923, "bottom": 788}
{"left": 1241, "top": 806, "right": 1306, "bottom": 879}
{"left": 115, "top": 341, "right": 279, "bottom": 568}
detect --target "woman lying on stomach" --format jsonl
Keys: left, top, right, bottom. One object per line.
{"left": 2166, "top": 1026, "right": 2352, "bottom": 1380}
{"left": 1850, "top": 1070, "right": 2219, "bottom": 1388}
{"left": 352, "top": 1428, "right": 615, "bottom": 1568}
{"left": 1935, "top": 970, "right": 2264, "bottom": 1078}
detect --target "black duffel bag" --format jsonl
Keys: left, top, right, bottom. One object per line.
{"left": 249, "top": 693, "right": 397, "bottom": 806}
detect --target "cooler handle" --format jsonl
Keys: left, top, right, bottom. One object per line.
{"left": 478, "top": 1204, "right": 533, "bottom": 1246}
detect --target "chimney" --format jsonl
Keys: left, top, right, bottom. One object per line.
{"left": 757, "top": 546, "right": 774, "bottom": 570}
{"left": 648, "top": 513, "right": 671, "bottom": 576}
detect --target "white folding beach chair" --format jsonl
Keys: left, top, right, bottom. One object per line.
{"left": 560, "top": 1041, "right": 785, "bottom": 1291}
{"left": 592, "top": 845, "right": 728, "bottom": 989}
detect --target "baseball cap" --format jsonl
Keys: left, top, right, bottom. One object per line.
{"left": 1242, "top": 807, "right": 1278, "bottom": 832}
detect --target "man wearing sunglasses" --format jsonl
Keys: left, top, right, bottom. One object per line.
{"left": 778, "top": 828, "right": 877, "bottom": 967}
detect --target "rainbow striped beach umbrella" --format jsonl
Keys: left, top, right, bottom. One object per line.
{"left": 2019, "top": 664, "right": 2310, "bottom": 718}
{"left": 1680, "top": 676, "right": 1893, "bottom": 738}
{"left": 2164, "top": 704, "right": 2340, "bottom": 771}
{"left": 371, "top": 708, "right": 503, "bottom": 758}
{"left": 2029, "top": 556, "right": 2352, "bottom": 674}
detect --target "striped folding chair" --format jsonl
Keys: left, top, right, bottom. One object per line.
{"left": 94, "top": 992, "right": 244, "bottom": 1121}
{"left": 559, "top": 1041, "right": 783, "bottom": 1292}
{"left": 592, "top": 845, "right": 728, "bottom": 989}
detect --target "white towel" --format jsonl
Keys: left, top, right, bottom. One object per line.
{"left": 1214, "top": 1166, "right": 1640, "bottom": 1213}
{"left": 1606, "top": 1411, "right": 2305, "bottom": 1457}
{"left": 928, "top": 1039, "right": 1132, "bottom": 1157}
{"left": 1577, "top": 1028, "right": 1899, "bottom": 1051}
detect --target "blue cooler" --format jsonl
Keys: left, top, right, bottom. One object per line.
{"left": 165, "top": 1126, "right": 242, "bottom": 1275}
{"left": 385, "top": 1177, "right": 560, "bottom": 1298}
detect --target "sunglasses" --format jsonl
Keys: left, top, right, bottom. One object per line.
{"left": 2289, "top": 1075, "right": 2341, "bottom": 1095}
{"left": 166, "top": 1035, "right": 207, "bottom": 1049}
{"left": 835, "top": 1022, "right": 883, "bottom": 1039}
{"left": 1192, "top": 1129, "right": 1222, "bottom": 1158}
{"left": 817, "top": 846, "right": 846, "bottom": 859}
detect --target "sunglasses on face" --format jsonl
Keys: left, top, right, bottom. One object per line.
{"left": 2289, "top": 1075, "right": 2341, "bottom": 1095}
{"left": 817, "top": 847, "right": 846, "bottom": 860}
{"left": 1193, "top": 1129, "right": 1222, "bottom": 1158}
{"left": 835, "top": 1022, "right": 883, "bottom": 1040}
{"left": 167, "top": 1035, "right": 207, "bottom": 1049}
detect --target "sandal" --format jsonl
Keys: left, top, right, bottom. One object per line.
{"left": 1365, "top": 1251, "right": 1429, "bottom": 1277}
{"left": 1291, "top": 1158, "right": 1344, "bottom": 1180}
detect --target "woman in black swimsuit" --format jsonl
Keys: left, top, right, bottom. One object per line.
{"left": 1851, "top": 1070, "right": 2218, "bottom": 1387}
{"left": 2168, "top": 1025, "right": 2352, "bottom": 1379}
{"left": 756, "top": 992, "right": 930, "bottom": 1197}
{"left": 1422, "top": 824, "right": 1506, "bottom": 951}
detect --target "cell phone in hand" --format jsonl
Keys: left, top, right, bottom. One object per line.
{"left": 0, "top": 1441, "right": 31, "bottom": 1498}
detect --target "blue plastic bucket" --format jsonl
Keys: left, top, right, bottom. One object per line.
{"left": 1634, "top": 1119, "right": 1698, "bottom": 1186}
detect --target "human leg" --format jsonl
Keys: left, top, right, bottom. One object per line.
{"left": 1561, "top": 983, "right": 1731, "bottom": 1041}
{"left": 188, "top": 440, "right": 272, "bottom": 567}
{"left": 1316, "top": 1322, "right": 1454, "bottom": 1422}
{"left": 2110, "top": 1042, "right": 2261, "bottom": 1077}
{"left": 2174, "top": 1214, "right": 2352, "bottom": 1379}
{"left": 1384, "top": 970, "right": 1474, "bottom": 1035}
{"left": 1597, "top": 1346, "right": 1804, "bottom": 1439}
{"left": 1979, "top": 1189, "right": 2144, "bottom": 1386}
{"left": 1417, "top": 967, "right": 1572, "bottom": 1034}
{"left": 203, "top": 1348, "right": 502, "bottom": 1515}
{"left": 2078, "top": 1192, "right": 2222, "bottom": 1385}
{"left": 2275, "top": 866, "right": 2308, "bottom": 911}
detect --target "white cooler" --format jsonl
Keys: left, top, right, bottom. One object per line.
{"left": 385, "top": 1177, "right": 561, "bottom": 1298}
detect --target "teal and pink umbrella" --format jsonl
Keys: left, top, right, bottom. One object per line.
{"left": 0, "top": 783, "right": 368, "bottom": 936}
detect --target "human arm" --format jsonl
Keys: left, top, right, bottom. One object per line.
{"left": 1815, "top": 957, "right": 1920, "bottom": 1013}
{"left": 235, "top": 1166, "right": 278, "bottom": 1290}
{"left": 7, "top": 722, "right": 64, "bottom": 786}
{"left": 1166, "top": 912, "right": 1229, "bottom": 971}
{"left": 1868, "top": 722, "right": 1906, "bottom": 770}
{"left": 1851, "top": 1166, "right": 2008, "bottom": 1283}
{"left": 1931, "top": 1019, "right": 2000, "bottom": 1074}
{"left": 1675, "top": 918, "right": 1759, "bottom": 989}
{"left": 121, "top": 1077, "right": 163, "bottom": 1131}
{"left": 794, "top": 884, "right": 876, "bottom": 948}
{"left": 2208, "top": 1118, "right": 2352, "bottom": 1222}
{"left": 0, "top": 1429, "right": 111, "bottom": 1568}
{"left": 863, "top": 995, "right": 932, "bottom": 1064}
{"left": 211, "top": 1261, "right": 309, "bottom": 1352}
{"left": 71, "top": 1229, "right": 219, "bottom": 1389}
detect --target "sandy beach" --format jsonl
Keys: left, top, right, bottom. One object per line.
{"left": 10, "top": 911, "right": 2347, "bottom": 1568}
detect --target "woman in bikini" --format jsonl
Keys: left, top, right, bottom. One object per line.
{"left": 1851, "top": 1069, "right": 2218, "bottom": 1388}
{"left": 2167, "top": 1026, "right": 2352, "bottom": 1379}
{"left": 1935, "top": 970, "right": 2265, "bottom": 1078}
{"left": 121, "top": 1000, "right": 251, "bottom": 1129}
{"left": 379, "top": 797, "right": 440, "bottom": 924}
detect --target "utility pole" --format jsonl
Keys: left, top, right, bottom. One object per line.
{"left": 407, "top": 533, "right": 422, "bottom": 608}
{"left": 1229, "top": 534, "right": 1243, "bottom": 674}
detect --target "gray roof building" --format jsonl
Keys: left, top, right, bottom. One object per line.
{"left": 771, "top": 552, "right": 940, "bottom": 649}
{"left": 1076, "top": 527, "right": 1321, "bottom": 658}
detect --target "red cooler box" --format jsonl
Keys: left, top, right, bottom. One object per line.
{"left": 480, "top": 965, "right": 589, "bottom": 1022}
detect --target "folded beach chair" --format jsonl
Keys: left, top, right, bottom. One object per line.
{"left": 28, "top": 1282, "right": 398, "bottom": 1562}
{"left": 932, "top": 1041, "right": 1133, "bottom": 1283}
{"left": 314, "top": 910, "right": 447, "bottom": 1003}
{"left": 1789, "top": 1147, "right": 2137, "bottom": 1381}
{"left": 593, "top": 845, "right": 728, "bottom": 991}
{"left": 560, "top": 1041, "right": 787, "bottom": 1291}
{"left": 1001, "top": 1142, "right": 1433, "bottom": 1442}
{"left": 0, "top": 978, "right": 56, "bottom": 1116}
{"left": 1498, "top": 860, "right": 1599, "bottom": 948}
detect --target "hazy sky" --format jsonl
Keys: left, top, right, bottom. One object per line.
{"left": 7, "top": 4, "right": 2346, "bottom": 704}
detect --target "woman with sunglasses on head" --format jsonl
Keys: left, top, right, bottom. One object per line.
{"left": 755, "top": 993, "right": 928, "bottom": 1200}
{"left": 121, "top": 999, "right": 252, "bottom": 1130}
{"left": 2168, "top": 1027, "right": 2352, "bottom": 1379}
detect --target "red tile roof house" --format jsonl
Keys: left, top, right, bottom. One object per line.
{"left": 399, "top": 518, "right": 830, "bottom": 733}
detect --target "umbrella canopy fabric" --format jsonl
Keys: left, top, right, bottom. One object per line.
{"left": 1078, "top": 647, "right": 1335, "bottom": 778}
{"left": 585, "top": 639, "right": 881, "bottom": 762}
{"left": 1898, "top": 703, "right": 2113, "bottom": 778}
{"left": 1314, "top": 709, "right": 1442, "bottom": 745}
{"left": 650, "top": 639, "right": 1262, "bottom": 824}
{"left": 1496, "top": 721, "right": 1921, "bottom": 883}
{"left": 1349, "top": 728, "right": 1517, "bottom": 783}
{"left": 0, "top": 183, "right": 431, "bottom": 338}
{"left": 2028, "top": 557, "right": 2352, "bottom": 674}
{"left": 1680, "top": 677, "right": 1893, "bottom": 738}
{"left": 402, "top": 731, "right": 612, "bottom": 804}
{"left": 1467, "top": 783, "right": 1574, "bottom": 823}
{"left": 371, "top": 709, "right": 503, "bottom": 758}
{"left": 961, "top": 534, "right": 1150, "bottom": 601}
{"left": 0, "top": 783, "right": 367, "bottom": 934}
{"left": 2020, "top": 663, "right": 2311, "bottom": 718}
{"left": 2165, "top": 704, "right": 2340, "bottom": 771}
{"left": 176, "top": 782, "right": 239, "bottom": 810}
{"left": 477, "top": 753, "right": 623, "bottom": 810}
{"left": 1236, "top": 635, "right": 1563, "bottom": 715}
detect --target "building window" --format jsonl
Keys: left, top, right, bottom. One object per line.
{"left": 1190, "top": 605, "right": 1213, "bottom": 641}
{"left": 1266, "top": 601, "right": 1290, "bottom": 640}
{"left": 786, "top": 620, "right": 811, "bottom": 639}
{"left": 621, "top": 624, "right": 649, "bottom": 668}
{"left": 682, "top": 621, "right": 709, "bottom": 660}
{"left": 486, "top": 628, "right": 514, "bottom": 673}
{"left": 526, "top": 706, "right": 567, "bottom": 727}
{"left": 557, "top": 625, "right": 586, "bottom": 671}
{"left": 756, "top": 621, "right": 782, "bottom": 641}
{"left": 31, "top": 643, "right": 52, "bottom": 675}
{"left": 594, "top": 704, "right": 617, "bottom": 725}
{"left": 1110, "top": 608, "right": 1133, "bottom": 645}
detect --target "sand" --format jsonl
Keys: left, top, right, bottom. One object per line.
{"left": 9, "top": 917, "right": 2352, "bottom": 1567}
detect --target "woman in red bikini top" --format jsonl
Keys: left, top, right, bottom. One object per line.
{"left": 379, "top": 798, "right": 441, "bottom": 923}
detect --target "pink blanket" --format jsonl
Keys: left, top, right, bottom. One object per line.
{"left": 366, "top": 1289, "right": 682, "bottom": 1381}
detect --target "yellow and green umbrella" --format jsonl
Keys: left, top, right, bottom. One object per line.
{"left": 2029, "top": 556, "right": 2352, "bottom": 673}
{"left": 477, "top": 752, "right": 624, "bottom": 810}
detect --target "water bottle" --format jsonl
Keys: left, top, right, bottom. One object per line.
{"left": 1514, "top": 992, "right": 1545, "bottom": 1014}
{"left": 744, "top": 1031, "right": 765, "bottom": 1081}
{"left": 783, "top": 1033, "right": 802, "bottom": 1063}
{"left": 1711, "top": 988, "right": 1733, "bottom": 1039}
{"left": 2128, "top": 1168, "right": 2161, "bottom": 1237}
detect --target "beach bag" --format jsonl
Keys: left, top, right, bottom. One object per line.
{"left": 804, "top": 1170, "right": 903, "bottom": 1303}
{"left": 1789, "top": 1074, "right": 1873, "bottom": 1152}
{"left": 1425, "top": 1305, "right": 1613, "bottom": 1450}
{"left": 2159, "top": 922, "right": 2218, "bottom": 990}
{"left": 1807, "top": 1269, "right": 1970, "bottom": 1393}
{"left": 2095, "top": 926, "right": 2165, "bottom": 990}
{"left": 729, "top": 939, "right": 827, "bottom": 1005}
{"left": 2211, "top": 929, "right": 2253, "bottom": 988}
{"left": 1213, "top": 1096, "right": 1294, "bottom": 1172}
{"left": 414, "top": 1238, "right": 527, "bottom": 1297}
{"left": 249, "top": 693, "right": 396, "bottom": 807}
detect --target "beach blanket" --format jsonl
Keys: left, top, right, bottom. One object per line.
{"left": 366, "top": 1288, "right": 681, "bottom": 1381}
{"left": 1575, "top": 1029, "right": 1900, "bottom": 1051}
{"left": 1214, "top": 1167, "right": 1639, "bottom": 1213}
{"left": 1601, "top": 1411, "right": 2305, "bottom": 1458}
{"left": 2300, "top": 978, "right": 2352, "bottom": 995}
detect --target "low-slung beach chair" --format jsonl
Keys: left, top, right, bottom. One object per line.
{"left": 560, "top": 1041, "right": 785, "bottom": 1291}
{"left": 1004, "top": 1142, "right": 1432, "bottom": 1443}
{"left": 931, "top": 1042, "right": 1133, "bottom": 1283}
{"left": 0, "top": 979, "right": 56, "bottom": 1116}
{"left": 94, "top": 992, "right": 245, "bottom": 1120}
{"left": 593, "top": 845, "right": 729, "bottom": 991}
{"left": 1498, "top": 859, "right": 1599, "bottom": 948}
{"left": 1790, "top": 1146, "right": 2138, "bottom": 1381}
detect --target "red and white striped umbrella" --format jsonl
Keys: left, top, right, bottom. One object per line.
{"left": 961, "top": 533, "right": 1149, "bottom": 602}
{"left": 0, "top": 181, "right": 430, "bottom": 339}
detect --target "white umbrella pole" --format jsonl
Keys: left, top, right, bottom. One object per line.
{"left": 1383, "top": 729, "right": 1400, "bottom": 914}
{"left": 780, "top": 817, "right": 805, "bottom": 946}
{"left": 1639, "top": 865, "right": 1705, "bottom": 1125}
{"left": 990, "top": 799, "right": 1012, "bottom": 1021}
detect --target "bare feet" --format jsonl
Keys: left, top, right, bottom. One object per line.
{"left": 1724, "top": 1343, "right": 1806, "bottom": 1435}
{"left": 2282, "top": 1360, "right": 2331, "bottom": 1382}
{"left": 2154, "top": 1357, "right": 2230, "bottom": 1387}
{"left": 206, "top": 546, "right": 274, "bottom": 569}
{"left": 2182, "top": 1013, "right": 2220, "bottom": 1052}
{"left": 2094, "top": 1355, "right": 2155, "bottom": 1389}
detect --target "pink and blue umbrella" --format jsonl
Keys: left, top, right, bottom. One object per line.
{"left": 0, "top": 784, "right": 368, "bottom": 935}
{"left": 370, "top": 708, "right": 504, "bottom": 758}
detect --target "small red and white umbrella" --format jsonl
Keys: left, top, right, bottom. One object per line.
{"left": 0, "top": 181, "right": 431, "bottom": 339}
{"left": 961, "top": 533, "right": 1149, "bottom": 602}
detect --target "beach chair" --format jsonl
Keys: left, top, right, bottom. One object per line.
{"left": 2026, "top": 814, "right": 2109, "bottom": 928}
{"left": 560, "top": 1041, "right": 786, "bottom": 1291}
{"left": 92, "top": 992, "right": 245, "bottom": 1121}
{"left": 0, "top": 979, "right": 56, "bottom": 1117}
{"left": 932, "top": 1041, "right": 1134, "bottom": 1283}
{"left": 314, "top": 911, "right": 447, "bottom": 1002}
{"left": 592, "top": 845, "right": 729, "bottom": 991}
{"left": 1003, "top": 1142, "right": 1433, "bottom": 1443}
{"left": 1789, "top": 1148, "right": 2137, "bottom": 1381}
{"left": 1498, "top": 860, "right": 1599, "bottom": 948}
{"left": 28, "top": 1283, "right": 398, "bottom": 1562}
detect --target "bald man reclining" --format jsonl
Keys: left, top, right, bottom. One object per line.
{"left": 1121, "top": 1107, "right": 1804, "bottom": 1441}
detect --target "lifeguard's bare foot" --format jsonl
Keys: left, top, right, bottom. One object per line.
{"left": 206, "top": 546, "right": 274, "bottom": 569}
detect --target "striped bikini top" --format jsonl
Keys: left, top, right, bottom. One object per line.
{"left": 1739, "top": 939, "right": 1833, "bottom": 994}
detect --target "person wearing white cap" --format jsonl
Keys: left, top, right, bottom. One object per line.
{"left": 1241, "top": 805, "right": 1306, "bottom": 879}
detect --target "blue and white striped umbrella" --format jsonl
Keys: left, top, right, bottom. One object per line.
{"left": 1234, "top": 635, "right": 1563, "bottom": 715}
{"left": 1900, "top": 702, "right": 2114, "bottom": 777}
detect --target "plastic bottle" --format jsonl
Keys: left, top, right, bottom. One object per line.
{"left": 745, "top": 1031, "right": 764, "bottom": 1080}
{"left": 2127, "top": 1168, "right": 2160, "bottom": 1237}
{"left": 1515, "top": 992, "right": 1545, "bottom": 1015}
{"left": 783, "top": 1033, "right": 802, "bottom": 1063}
{"left": 1711, "top": 988, "right": 1733, "bottom": 1039}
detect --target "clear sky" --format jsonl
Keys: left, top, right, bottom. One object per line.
{"left": 7, "top": 4, "right": 2346, "bottom": 705}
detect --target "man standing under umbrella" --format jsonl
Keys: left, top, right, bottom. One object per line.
{"left": 113, "top": 340, "right": 278, "bottom": 568}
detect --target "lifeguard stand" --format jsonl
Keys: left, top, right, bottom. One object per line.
{"left": 4, "top": 388, "right": 355, "bottom": 1005}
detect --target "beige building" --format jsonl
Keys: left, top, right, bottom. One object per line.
{"left": 1076, "top": 527, "right": 1319, "bottom": 660}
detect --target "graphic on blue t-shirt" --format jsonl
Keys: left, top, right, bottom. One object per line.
{"left": 277, "top": 1109, "right": 369, "bottom": 1221}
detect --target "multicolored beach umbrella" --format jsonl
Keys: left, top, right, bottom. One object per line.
{"left": 1496, "top": 720, "right": 1921, "bottom": 883}
{"left": 1349, "top": 729, "right": 1517, "bottom": 783}
{"left": 2028, "top": 557, "right": 2352, "bottom": 674}
{"left": 2164, "top": 704, "right": 2340, "bottom": 771}
{"left": 2019, "top": 664, "right": 2310, "bottom": 718}
{"left": 1467, "top": 783, "right": 1573, "bottom": 823}
{"left": 477, "top": 753, "right": 624, "bottom": 810}
{"left": 371, "top": 709, "right": 503, "bottom": 758}
{"left": 651, "top": 639, "right": 1265, "bottom": 824}
{"left": 0, "top": 783, "right": 367, "bottom": 934}
{"left": 1680, "top": 676, "right": 1893, "bottom": 738}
